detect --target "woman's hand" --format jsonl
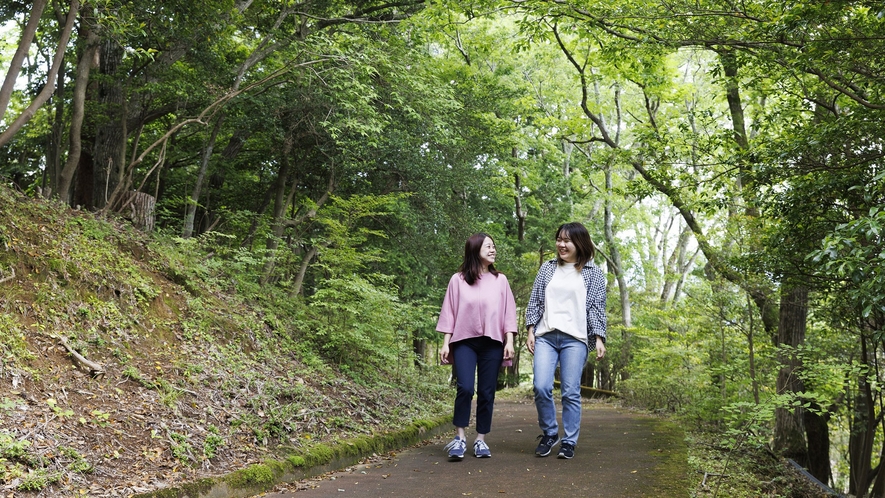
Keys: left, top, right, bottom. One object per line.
{"left": 439, "top": 333, "right": 453, "bottom": 364}
{"left": 526, "top": 327, "right": 535, "bottom": 355}
{"left": 503, "top": 332, "right": 515, "bottom": 360}
{"left": 439, "top": 343, "right": 451, "bottom": 364}
{"left": 595, "top": 336, "right": 606, "bottom": 360}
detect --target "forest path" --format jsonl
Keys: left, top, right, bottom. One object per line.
{"left": 259, "top": 398, "right": 689, "bottom": 497}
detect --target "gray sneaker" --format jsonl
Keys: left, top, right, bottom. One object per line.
{"left": 473, "top": 439, "right": 491, "bottom": 458}
{"left": 535, "top": 433, "right": 560, "bottom": 457}
{"left": 557, "top": 442, "right": 575, "bottom": 459}
{"left": 444, "top": 437, "right": 466, "bottom": 460}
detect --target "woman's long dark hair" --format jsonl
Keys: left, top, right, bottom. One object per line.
{"left": 556, "top": 222, "right": 596, "bottom": 270}
{"left": 459, "top": 233, "right": 499, "bottom": 285}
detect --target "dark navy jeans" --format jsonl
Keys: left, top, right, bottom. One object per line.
{"left": 451, "top": 336, "right": 504, "bottom": 434}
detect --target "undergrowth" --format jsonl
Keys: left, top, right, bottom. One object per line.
{"left": 0, "top": 185, "right": 450, "bottom": 495}
{"left": 685, "top": 429, "right": 831, "bottom": 498}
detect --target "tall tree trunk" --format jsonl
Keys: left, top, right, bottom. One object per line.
{"left": 261, "top": 139, "right": 294, "bottom": 284}
{"left": 869, "top": 439, "right": 885, "bottom": 498}
{"left": 804, "top": 403, "right": 831, "bottom": 486}
{"left": 719, "top": 49, "right": 758, "bottom": 218}
{"left": 183, "top": 115, "right": 224, "bottom": 238}
{"left": 604, "top": 166, "right": 631, "bottom": 328}
{"left": 412, "top": 337, "right": 426, "bottom": 367}
{"left": 560, "top": 139, "right": 573, "bottom": 214}
{"left": 773, "top": 285, "right": 809, "bottom": 465}
{"left": 746, "top": 294, "right": 760, "bottom": 405}
{"left": 514, "top": 171, "right": 526, "bottom": 242}
{"left": 849, "top": 335, "right": 876, "bottom": 498}
{"left": 671, "top": 246, "right": 699, "bottom": 303}
{"left": 661, "top": 225, "right": 691, "bottom": 304}
{"left": 57, "top": 26, "right": 99, "bottom": 205}
{"left": 513, "top": 146, "right": 526, "bottom": 242}
{"left": 44, "top": 63, "right": 66, "bottom": 199}
{"left": 291, "top": 245, "right": 319, "bottom": 296}
{"left": 90, "top": 39, "right": 126, "bottom": 210}
{"left": 582, "top": 361, "right": 594, "bottom": 388}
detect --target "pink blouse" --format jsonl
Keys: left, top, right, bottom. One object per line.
{"left": 436, "top": 272, "right": 518, "bottom": 345}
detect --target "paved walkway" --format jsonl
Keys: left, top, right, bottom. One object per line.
{"left": 260, "top": 399, "right": 689, "bottom": 497}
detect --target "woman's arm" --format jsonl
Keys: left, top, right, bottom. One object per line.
{"left": 593, "top": 334, "right": 606, "bottom": 360}
{"left": 583, "top": 265, "right": 608, "bottom": 341}
{"left": 439, "top": 333, "right": 453, "bottom": 364}
{"left": 525, "top": 262, "right": 554, "bottom": 333}
{"left": 503, "top": 332, "right": 516, "bottom": 360}
{"left": 582, "top": 265, "right": 607, "bottom": 360}
{"left": 526, "top": 326, "right": 536, "bottom": 354}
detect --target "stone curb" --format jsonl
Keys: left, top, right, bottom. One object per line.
{"left": 132, "top": 414, "right": 452, "bottom": 498}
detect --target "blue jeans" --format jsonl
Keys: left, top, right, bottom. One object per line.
{"left": 451, "top": 337, "right": 504, "bottom": 434}
{"left": 533, "top": 330, "right": 588, "bottom": 446}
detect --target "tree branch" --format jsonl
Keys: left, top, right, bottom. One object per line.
{"left": 0, "top": 0, "right": 49, "bottom": 123}
{"left": 0, "top": 0, "right": 79, "bottom": 148}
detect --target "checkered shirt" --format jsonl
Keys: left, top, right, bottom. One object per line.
{"left": 525, "top": 259, "right": 607, "bottom": 349}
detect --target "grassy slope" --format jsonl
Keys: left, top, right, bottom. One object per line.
{"left": 0, "top": 186, "right": 449, "bottom": 496}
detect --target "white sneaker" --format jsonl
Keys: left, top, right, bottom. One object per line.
{"left": 444, "top": 437, "right": 466, "bottom": 459}
{"left": 473, "top": 439, "right": 491, "bottom": 458}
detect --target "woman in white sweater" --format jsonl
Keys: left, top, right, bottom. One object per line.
{"left": 525, "top": 222, "right": 607, "bottom": 460}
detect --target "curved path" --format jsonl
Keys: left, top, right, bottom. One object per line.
{"left": 260, "top": 399, "right": 689, "bottom": 498}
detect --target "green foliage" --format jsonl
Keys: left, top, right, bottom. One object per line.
{"left": 15, "top": 468, "right": 61, "bottom": 491}
{"left": 0, "top": 432, "right": 31, "bottom": 461}
{"left": 619, "top": 326, "right": 711, "bottom": 416}
{"left": 4, "top": 0, "right": 882, "bottom": 493}
{"left": 303, "top": 274, "right": 411, "bottom": 369}
{"left": 313, "top": 194, "right": 403, "bottom": 276}
{"left": 60, "top": 446, "right": 93, "bottom": 474}
{"left": 81, "top": 409, "right": 111, "bottom": 428}
{"left": 0, "top": 315, "right": 34, "bottom": 372}
{"left": 812, "top": 197, "right": 885, "bottom": 320}
{"left": 0, "top": 397, "right": 19, "bottom": 415}
{"left": 169, "top": 432, "right": 194, "bottom": 465}
{"left": 202, "top": 425, "right": 225, "bottom": 460}
{"left": 154, "top": 378, "right": 184, "bottom": 408}
{"left": 124, "top": 365, "right": 160, "bottom": 388}
{"left": 0, "top": 432, "right": 91, "bottom": 491}
{"left": 45, "top": 398, "right": 74, "bottom": 419}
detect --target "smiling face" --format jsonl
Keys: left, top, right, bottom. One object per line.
{"left": 479, "top": 237, "right": 496, "bottom": 269}
{"left": 556, "top": 230, "right": 577, "bottom": 264}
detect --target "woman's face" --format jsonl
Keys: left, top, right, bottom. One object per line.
{"left": 556, "top": 231, "right": 577, "bottom": 263}
{"left": 479, "top": 237, "right": 496, "bottom": 268}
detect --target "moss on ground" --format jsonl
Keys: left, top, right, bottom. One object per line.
{"left": 647, "top": 417, "right": 690, "bottom": 496}
{"left": 133, "top": 414, "right": 451, "bottom": 498}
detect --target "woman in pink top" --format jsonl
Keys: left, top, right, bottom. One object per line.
{"left": 436, "top": 233, "right": 518, "bottom": 460}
